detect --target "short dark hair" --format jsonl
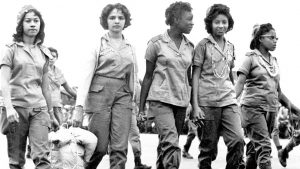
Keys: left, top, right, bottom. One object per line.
{"left": 204, "top": 4, "right": 234, "bottom": 34}
{"left": 48, "top": 47, "right": 58, "bottom": 58}
{"left": 250, "top": 23, "right": 274, "bottom": 50}
{"left": 165, "top": 1, "right": 192, "bottom": 26}
{"left": 100, "top": 3, "right": 131, "bottom": 30}
{"left": 13, "top": 8, "right": 45, "bottom": 45}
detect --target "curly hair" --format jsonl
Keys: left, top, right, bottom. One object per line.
{"left": 250, "top": 23, "right": 274, "bottom": 50}
{"left": 165, "top": 1, "right": 192, "bottom": 26}
{"left": 100, "top": 3, "right": 131, "bottom": 30}
{"left": 12, "top": 8, "right": 45, "bottom": 45}
{"left": 204, "top": 4, "right": 234, "bottom": 34}
{"left": 48, "top": 47, "right": 58, "bottom": 58}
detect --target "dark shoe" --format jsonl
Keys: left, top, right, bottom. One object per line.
{"left": 182, "top": 150, "right": 193, "bottom": 159}
{"left": 278, "top": 149, "right": 288, "bottom": 167}
{"left": 134, "top": 164, "right": 152, "bottom": 169}
{"left": 26, "top": 145, "right": 31, "bottom": 159}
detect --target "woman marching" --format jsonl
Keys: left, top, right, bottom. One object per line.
{"left": 191, "top": 4, "right": 244, "bottom": 169}
{"left": 72, "top": 3, "right": 138, "bottom": 169}
{"left": 235, "top": 23, "right": 300, "bottom": 169}
{"left": 0, "top": 5, "right": 58, "bottom": 169}
{"left": 139, "top": 2, "right": 194, "bottom": 168}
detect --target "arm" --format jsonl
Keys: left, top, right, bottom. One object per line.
{"left": 235, "top": 73, "right": 246, "bottom": 99}
{"left": 62, "top": 82, "right": 77, "bottom": 98}
{"left": 278, "top": 84, "right": 300, "bottom": 117}
{"left": 139, "top": 60, "right": 155, "bottom": 112}
{"left": 42, "top": 60, "right": 59, "bottom": 129}
{"left": 0, "top": 66, "right": 19, "bottom": 123}
{"left": 72, "top": 47, "right": 98, "bottom": 127}
{"left": 191, "top": 65, "right": 205, "bottom": 121}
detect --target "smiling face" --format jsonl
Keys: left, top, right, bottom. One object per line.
{"left": 260, "top": 29, "right": 278, "bottom": 51}
{"left": 107, "top": 8, "right": 125, "bottom": 33}
{"left": 176, "top": 10, "right": 194, "bottom": 34}
{"left": 211, "top": 14, "right": 228, "bottom": 37}
{"left": 22, "top": 12, "right": 40, "bottom": 38}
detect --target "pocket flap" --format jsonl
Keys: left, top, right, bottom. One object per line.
{"left": 89, "top": 85, "right": 104, "bottom": 92}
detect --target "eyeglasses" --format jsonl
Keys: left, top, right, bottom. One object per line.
{"left": 261, "top": 35, "right": 279, "bottom": 41}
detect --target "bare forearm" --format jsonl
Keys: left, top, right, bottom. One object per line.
{"left": 139, "top": 76, "right": 152, "bottom": 111}
{"left": 192, "top": 66, "right": 201, "bottom": 109}
{"left": 42, "top": 73, "right": 53, "bottom": 111}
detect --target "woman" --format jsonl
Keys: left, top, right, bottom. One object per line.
{"left": 235, "top": 23, "right": 300, "bottom": 169}
{"left": 72, "top": 3, "right": 137, "bottom": 169}
{"left": 0, "top": 5, "right": 57, "bottom": 169}
{"left": 139, "top": 2, "right": 194, "bottom": 168}
{"left": 192, "top": 4, "right": 244, "bottom": 169}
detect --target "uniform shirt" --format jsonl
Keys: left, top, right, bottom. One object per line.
{"left": 193, "top": 35, "right": 236, "bottom": 107}
{"left": 76, "top": 33, "right": 137, "bottom": 107}
{"left": 49, "top": 66, "right": 66, "bottom": 107}
{"left": 145, "top": 31, "right": 194, "bottom": 107}
{"left": 0, "top": 41, "right": 52, "bottom": 108}
{"left": 238, "top": 49, "right": 280, "bottom": 112}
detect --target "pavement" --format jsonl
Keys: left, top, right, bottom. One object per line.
{"left": 0, "top": 133, "right": 298, "bottom": 169}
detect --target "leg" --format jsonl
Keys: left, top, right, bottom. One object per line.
{"left": 245, "top": 141, "right": 257, "bottom": 169}
{"left": 85, "top": 110, "right": 111, "bottom": 169}
{"left": 6, "top": 107, "right": 29, "bottom": 169}
{"left": 278, "top": 134, "right": 300, "bottom": 167}
{"left": 221, "top": 105, "right": 245, "bottom": 169}
{"left": 183, "top": 120, "right": 196, "bottom": 159}
{"left": 149, "top": 101, "right": 182, "bottom": 169}
{"left": 109, "top": 91, "right": 132, "bottom": 169}
{"left": 29, "top": 107, "right": 51, "bottom": 169}
{"left": 129, "top": 112, "right": 142, "bottom": 158}
{"left": 198, "top": 107, "right": 222, "bottom": 169}
{"left": 242, "top": 106, "right": 272, "bottom": 169}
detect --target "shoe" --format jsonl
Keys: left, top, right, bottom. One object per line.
{"left": 278, "top": 149, "right": 288, "bottom": 167}
{"left": 26, "top": 151, "right": 31, "bottom": 159}
{"left": 182, "top": 150, "right": 193, "bottom": 159}
{"left": 134, "top": 164, "right": 152, "bottom": 169}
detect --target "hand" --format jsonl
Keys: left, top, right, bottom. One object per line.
{"left": 72, "top": 106, "right": 84, "bottom": 127}
{"left": 6, "top": 107, "right": 19, "bottom": 123}
{"left": 191, "top": 106, "right": 205, "bottom": 128}
{"left": 51, "top": 117, "right": 59, "bottom": 131}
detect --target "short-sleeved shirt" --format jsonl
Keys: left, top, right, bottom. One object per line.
{"left": 0, "top": 41, "right": 52, "bottom": 108}
{"left": 49, "top": 66, "right": 66, "bottom": 107}
{"left": 238, "top": 49, "right": 280, "bottom": 112}
{"left": 145, "top": 31, "right": 194, "bottom": 107}
{"left": 193, "top": 35, "right": 236, "bottom": 107}
{"left": 75, "top": 33, "right": 137, "bottom": 107}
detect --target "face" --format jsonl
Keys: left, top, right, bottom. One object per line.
{"left": 176, "top": 11, "right": 194, "bottom": 34}
{"left": 22, "top": 12, "right": 40, "bottom": 38}
{"left": 260, "top": 29, "right": 278, "bottom": 51}
{"left": 107, "top": 8, "right": 126, "bottom": 33}
{"left": 211, "top": 14, "right": 228, "bottom": 37}
{"left": 49, "top": 52, "right": 58, "bottom": 66}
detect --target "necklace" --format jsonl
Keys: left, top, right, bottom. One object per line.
{"left": 212, "top": 47, "right": 232, "bottom": 78}
{"left": 258, "top": 55, "right": 279, "bottom": 77}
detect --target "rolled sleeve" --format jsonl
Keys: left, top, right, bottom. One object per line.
{"left": 144, "top": 41, "right": 158, "bottom": 64}
{"left": 237, "top": 56, "right": 252, "bottom": 76}
{"left": 0, "top": 46, "right": 14, "bottom": 69}
{"left": 193, "top": 43, "right": 205, "bottom": 67}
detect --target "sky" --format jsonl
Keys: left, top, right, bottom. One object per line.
{"left": 0, "top": 0, "right": 300, "bottom": 104}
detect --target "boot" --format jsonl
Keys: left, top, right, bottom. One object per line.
{"left": 134, "top": 156, "right": 152, "bottom": 169}
{"left": 182, "top": 149, "right": 193, "bottom": 159}
{"left": 278, "top": 139, "right": 296, "bottom": 167}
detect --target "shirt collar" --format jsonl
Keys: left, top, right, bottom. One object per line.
{"left": 162, "top": 30, "right": 191, "bottom": 46}
{"left": 102, "top": 33, "right": 130, "bottom": 46}
{"left": 207, "top": 34, "right": 229, "bottom": 47}
{"left": 15, "top": 39, "right": 42, "bottom": 47}
{"left": 253, "top": 49, "right": 276, "bottom": 59}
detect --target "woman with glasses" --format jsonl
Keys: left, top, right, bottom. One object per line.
{"left": 235, "top": 23, "right": 300, "bottom": 169}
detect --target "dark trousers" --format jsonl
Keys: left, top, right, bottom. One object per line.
{"left": 198, "top": 104, "right": 244, "bottom": 169}
{"left": 241, "top": 105, "right": 276, "bottom": 169}
{"left": 183, "top": 120, "right": 198, "bottom": 152}
{"left": 149, "top": 101, "right": 186, "bottom": 169}
{"left": 6, "top": 107, "right": 51, "bottom": 169}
